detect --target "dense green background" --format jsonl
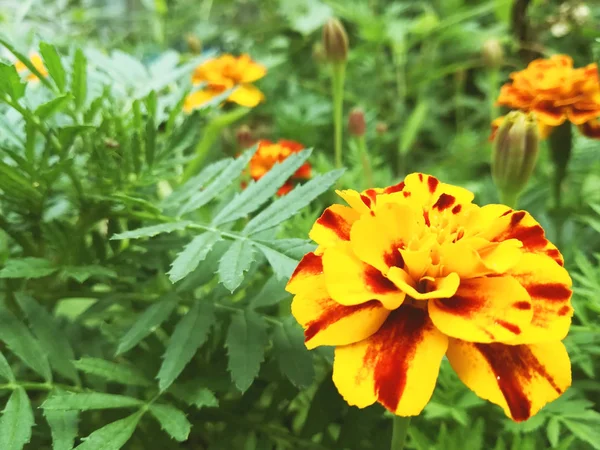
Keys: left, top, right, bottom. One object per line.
{"left": 0, "top": 0, "right": 599, "bottom": 449}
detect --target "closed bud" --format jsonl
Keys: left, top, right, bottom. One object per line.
{"left": 322, "top": 18, "right": 348, "bottom": 64}
{"left": 482, "top": 39, "right": 504, "bottom": 68}
{"left": 185, "top": 33, "right": 202, "bottom": 54}
{"left": 492, "top": 111, "right": 539, "bottom": 205}
{"left": 348, "top": 107, "right": 366, "bottom": 137}
{"left": 376, "top": 122, "right": 388, "bottom": 135}
{"left": 236, "top": 125, "right": 255, "bottom": 149}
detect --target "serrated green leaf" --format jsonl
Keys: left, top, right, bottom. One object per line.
{"left": 111, "top": 221, "right": 192, "bottom": 240}
{"left": 0, "top": 257, "right": 56, "bottom": 279}
{"left": 116, "top": 296, "right": 177, "bottom": 355}
{"left": 169, "top": 383, "right": 219, "bottom": 409}
{"left": 243, "top": 169, "right": 344, "bottom": 235}
{"left": 273, "top": 320, "right": 314, "bottom": 388}
{"left": 15, "top": 293, "right": 79, "bottom": 383}
{"left": 42, "top": 392, "right": 143, "bottom": 411}
{"left": 0, "top": 36, "right": 52, "bottom": 90}
{"left": 178, "top": 149, "right": 256, "bottom": 215}
{"left": 0, "top": 351, "right": 15, "bottom": 382}
{"left": 218, "top": 239, "right": 255, "bottom": 292}
{"left": 212, "top": 149, "right": 312, "bottom": 226}
{"left": 44, "top": 408, "right": 78, "bottom": 450}
{"left": 0, "top": 388, "right": 34, "bottom": 450}
{"left": 157, "top": 302, "right": 215, "bottom": 391}
{"left": 74, "top": 358, "right": 151, "bottom": 387}
{"left": 35, "top": 94, "right": 71, "bottom": 119}
{"left": 249, "top": 275, "right": 290, "bottom": 309}
{"left": 254, "top": 243, "right": 299, "bottom": 280}
{"left": 0, "top": 63, "right": 26, "bottom": 100}
{"left": 225, "top": 310, "right": 267, "bottom": 393}
{"left": 561, "top": 419, "right": 600, "bottom": 450}
{"left": 39, "top": 43, "right": 66, "bottom": 91}
{"left": 74, "top": 411, "right": 142, "bottom": 450}
{"left": 547, "top": 417, "right": 560, "bottom": 448}
{"left": 165, "top": 158, "right": 230, "bottom": 207}
{"left": 168, "top": 231, "right": 222, "bottom": 283}
{"left": 149, "top": 403, "right": 191, "bottom": 442}
{"left": 60, "top": 265, "right": 117, "bottom": 283}
{"left": 71, "top": 49, "right": 87, "bottom": 111}
{"left": 0, "top": 306, "right": 52, "bottom": 381}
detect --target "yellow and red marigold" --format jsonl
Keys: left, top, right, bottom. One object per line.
{"left": 247, "top": 139, "right": 311, "bottom": 196}
{"left": 286, "top": 173, "right": 573, "bottom": 421}
{"left": 14, "top": 53, "right": 48, "bottom": 81}
{"left": 184, "top": 54, "right": 266, "bottom": 112}
{"left": 493, "top": 54, "right": 600, "bottom": 139}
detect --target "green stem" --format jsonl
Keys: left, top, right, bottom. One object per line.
{"left": 488, "top": 68, "right": 499, "bottom": 121}
{"left": 356, "top": 136, "right": 374, "bottom": 187}
{"left": 391, "top": 416, "right": 411, "bottom": 450}
{"left": 500, "top": 190, "right": 520, "bottom": 209}
{"left": 547, "top": 122, "right": 572, "bottom": 247}
{"left": 180, "top": 107, "right": 250, "bottom": 183}
{"left": 331, "top": 62, "right": 346, "bottom": 169}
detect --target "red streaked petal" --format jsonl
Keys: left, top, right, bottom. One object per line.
{"left": 286, "top": 252, "right": 323, "bottom": 294}
{"left": 309, "top": 205, "right": 361, "bottom": 249}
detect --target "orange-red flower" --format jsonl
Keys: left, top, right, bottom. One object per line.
{"left": 287, "top": 173, "right": 572, "bottom": 421}
{"left": 184, "top": 54, "right": 266, "bottom": 112}
{"left": 247, "top": 140, "right": 311, "bottom": 196}
{"left": 14, "top": 53, "right": 48, "bottom": 82}
{"left": 493, "top": 55, "right": 600, "bottom": 139}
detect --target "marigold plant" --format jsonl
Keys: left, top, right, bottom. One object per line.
{"left": 184, "top": 54, "right": 266, "bottom": 112}
{"left": 287, "top": 173, "right": 573, "bottom": 422}
{"left": 492, "top": 55, "right": 600, "bottom": 139}
{"left": 247, "top": 139, "right": 311, "bottom": 195}
{"left": 14, "top": 53, "right": 47, "bottom": 81}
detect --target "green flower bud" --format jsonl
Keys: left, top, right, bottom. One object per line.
{"left": 492, "top": 111, "right": 540, "bottom": 206}
{"left": 322, "top": 18, "right": 348, "bottom": 64}
{"left": 482, "top": 38, "right": 504, "bottom": 68}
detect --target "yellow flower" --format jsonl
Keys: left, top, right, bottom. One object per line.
{"left": 184, "top": 54, "right": 266, "bottom": 112}
{"left": 494, "top": 55, "right": 600, "bottom": 139}
{"left": 286, "top": 173, "right": 573, "bottom": 422}
{"left": 14, "top": 53, "right": 48, "bottom": 82}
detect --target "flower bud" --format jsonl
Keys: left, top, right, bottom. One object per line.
{"left": 482, "top": 39, "right": 504, "bottom": 68}
{"left": 492, "top": 111, "right": 539, "bottom": 204}
{"left": 185, "top": 33, "right": 202, "bottom": 54}
{"left": 236, "top": 125, "right": 255, "bottom": 149}
{"left": 348, "top": 107, "right": 366, "bottom": 137}
{"left": 376, "top": 122, "right": 388, "bottom": 135}
{"left": 322, "top": 18, "right": 348, "bottom": 64}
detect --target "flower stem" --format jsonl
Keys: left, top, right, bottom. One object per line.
{"left": 500, "top": 190, "right": 519, "bottom": 209}
{"left": 331, "top": 62, "right": 346, "bottom": 169}
{"left": 488, "top": 68, "right": 499, "bottom": 122}
{"left": 390, "top": 416, "right": 411, "bottom": 450}
{"left": 356, "top": 136, "right": 374, "bottom": 188}
{"left": 547, "top": 122, "right": 572, "bottom": 247}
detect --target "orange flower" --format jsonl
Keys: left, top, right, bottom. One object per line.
{"left": 494, "top": 55, "right": 600, "bottom": 139}
{"left": 248, "top": 140, "right": 311, "bottom": 196}
{"left": 14, "top": 53, "right": 48, "bottom": 81}
{"left": 184, "top": 54, "right": 266, "bottom": 112}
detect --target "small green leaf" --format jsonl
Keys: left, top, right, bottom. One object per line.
{"left": 0, "top": 351, "right": 15, "bottom": 382}
{"left": 157, "top": 302, "right": 215, "bottom": 392}
{"left": 35, "top": 94, "right": 71, "bottom": 119}
{"left": 399, "top": 101, "right": 428, "bottom": 155}
{"left": 249, "top": 275, "right": 290, "bottom": 309}
{"left": 39, "top": 42, "right": 66, "bottom": 91}
{"left": 74, "top": 411, "right": 142, "bottom": 450}
{"left": 149, "top": 403, "right": 191, "bottom": 442}
{"left": 0, "top": 63, "right": 26, "bottom": 100}
{"left": 165, "top": 159, "right": 230, "bottom": 207}
{"left": 0, "top": 306, "right": 52, "bottom": 381}
{"left": 15, "top": 293, "right": 79, "bottom": 383}
{"left": 547, "top": 417, "right": 560, "bottom": 448}
{"left": 0, "top": 257, "right": 56, "bottom": 279}
{"left": 243, "top": 169, "right": 344, "bottom": 235}
{"left": 60, "top": 265, "right": 117, "bottom": 283}
{"left": 168, "top": 232, "right": 222, "bottom": 283}
{"left": 110, "top": 221, "right": 192, "bottom": 240}
{"left": 225, "top": 310, "right": 268, "bottom": 393}
{"left": 74, "top": 358, "right": 152, "bottom": 387}
{"left": 169, "top": 383, "right": 219, "bottom": 409}
{"left": 44, "top": 408, "right": 78, "bottom": 450}
{"left": 71, "top": 48, "right": 87, "bottom": 111}
{"left": 212, "top": 149, "right": 313, "bottom": 226}
{"left": 116, "top": 296, "right": 177, "bottom": 355}
{"left": 218, "top": 239, "right": 255, "bottom": 292}
{"left": 42, "top": 392, "right": 143, "bottom": 411}
{"left": 273, "top": 320, "right": 314, "bottom": 388}
{"left": 145, "top": 91, "right": 157, "bottom": 166}
{"left": 0, "top": 36, "right": 52, "bottom": 90}
{"left": 0, "top": 388, "right": 34, "bottom": 450}
{"left": 254, "top": 243, "right": 299, "bottom": 280}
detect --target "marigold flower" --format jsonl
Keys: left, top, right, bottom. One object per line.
{"left": 184, "top": 54, "right": 266, "bottom": 112}
{"left": 14, "top": 53, "right": 48, "bottom": 81}
{"left": 494, "top": 55, "right": 600, "bottom": 139}
{"left": 247, "top": 139, "right": 311, "bottom": 196}
{"left": 286, "top": 173, "right": 573, "bottom": 422}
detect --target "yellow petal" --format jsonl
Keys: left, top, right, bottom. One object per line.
{"left": 429, "top": 276, "right": 533, "bottom": 343}
{"left": 447, "top": 339, "right": 571, "bottom": 422}
{"left": 183, "top": 89, "right": 220, "bottom": 112}
{"left": 237, "top": 54, "right": 267, "bottom": 83}
{"left": 323, "top": 242, "right": 405, "bottom": 310}
{"left": 332, "top": 305, "right": 448, "bottom": 415}
{"left": 228, "top": 84, "right": 264, "bottom": 107}
{"left": 350, "top": 202, "right": 421, "bottom": 273}
{"left": 336, "top": 189, "right": 372, "bottom": 214}
{"left": 286, "top": 252, "right": 323, "bottom": 295}
{"left": 400, "top": 173, "right": 475, "bottom": 211}
{"left": 387, "top": 268, "right": 460, "bottom": 301}
{"left": 309, "top": 204, "right": 360, "bottom": 249}
{"left": 507, "top": 253, "right": 573, "bottom": 345}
